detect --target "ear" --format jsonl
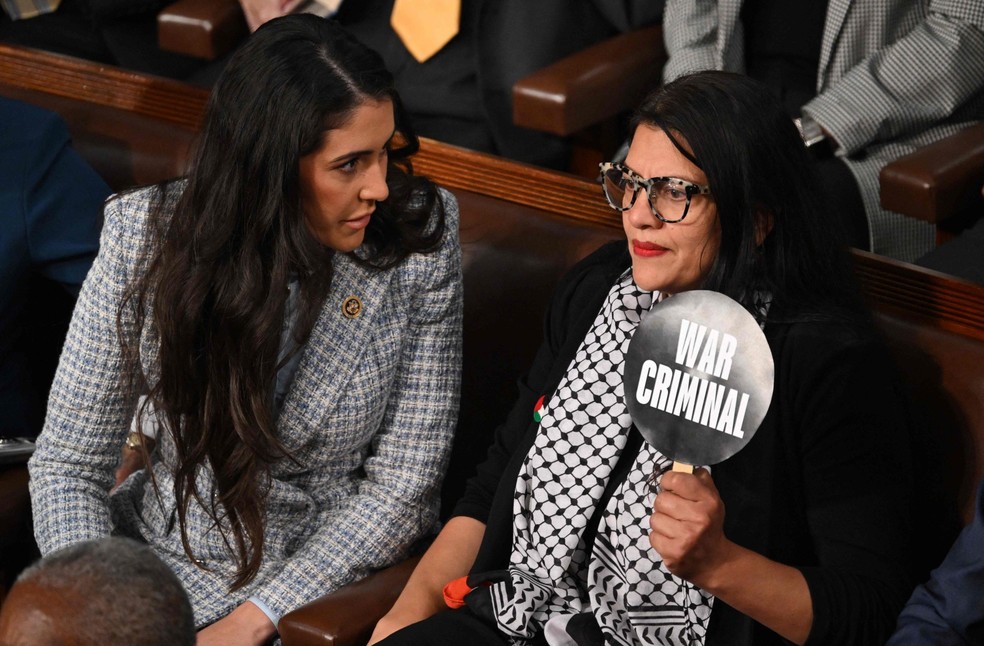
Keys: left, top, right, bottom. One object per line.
{"left": 754, "top": 209, "right": 774, "bottom": 247}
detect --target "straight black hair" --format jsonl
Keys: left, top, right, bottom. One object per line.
{"left": 631, "top": 71, "right": 862, "bottom": 321}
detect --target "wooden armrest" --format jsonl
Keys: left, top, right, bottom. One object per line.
{"left": 512, "top": 25, "right": 666, "bottom": 137}
{"left": 157, "top": 0, "right": 248, "bottom": 61}
{"left": 278, "top": 555, "right": 422, "bottom": 646}
{"left": 879, "top": 121, "right": 984, "bottom": 225}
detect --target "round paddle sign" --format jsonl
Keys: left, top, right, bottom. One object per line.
{"left": 623, "top": 290, "right": 774, "bottom": 466}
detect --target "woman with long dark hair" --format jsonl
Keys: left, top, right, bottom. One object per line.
{"left": 371, "top": 71, "right": 917, "bottom": 646}
{"left": 29, "top": 14, "right": 462, "bottom": 644}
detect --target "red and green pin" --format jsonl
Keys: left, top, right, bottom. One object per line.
{"left": 533, "top": 395, "right": 547, "bottom": 423}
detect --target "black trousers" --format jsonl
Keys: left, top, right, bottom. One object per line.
{"left": 378, "top": 609, "right": 511, "bottom": 646}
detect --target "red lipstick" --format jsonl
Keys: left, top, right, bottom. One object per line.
{"left": 632, "top": 240, "right": 668, "bottom": 257}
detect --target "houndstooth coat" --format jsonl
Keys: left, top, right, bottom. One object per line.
{"left": 662, "top": 0, "right": 984, "bottom": 262}
{"left": 29, "top": 184, "right": 463, "bottom": 627}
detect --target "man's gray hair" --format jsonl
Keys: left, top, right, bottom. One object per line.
{"left": 17, "top": 536, "right": 195, "bottom": 645}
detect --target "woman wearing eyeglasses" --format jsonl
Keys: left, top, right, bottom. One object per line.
{"left": 371, "top": 71, "right": 919, "bottom": 646}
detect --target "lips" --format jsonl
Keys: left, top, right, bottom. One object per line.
{"left": 632, "top": 240, "right": 668, "bottom": 257}
{"left": 344, "top": 211, "right": 373, "bottom": 230}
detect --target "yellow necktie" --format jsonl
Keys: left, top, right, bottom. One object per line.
{"left": 390, "top": 0, "right": 461, "bottom": 63}
{"left": 0, "top": 0, "right": 61, "bottom": 20}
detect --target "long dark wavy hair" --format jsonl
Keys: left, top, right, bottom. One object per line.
{"left": 119, "top": 14, "right": 445, "bottom": 590}
{"left": 630, "top": 71, "right": 863, "bottom": 321}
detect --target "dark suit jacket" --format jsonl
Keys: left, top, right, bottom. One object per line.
{"left": 337, "top": 0, "right": 663, "bottom": 169}
{"left": 0, "top": 97, "right": 109, "bottom": 438}
{"left": 888, "top": 479, "right": 984, "bottom": 644}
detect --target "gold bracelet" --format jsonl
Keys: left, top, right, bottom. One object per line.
{"left": 124, "top": 432, "right": 153, "bottom": 451}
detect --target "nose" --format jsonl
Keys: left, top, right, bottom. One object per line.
{"left": 360, "top": 156, "right": 389, "bottom": 203}
{"left": 623, "top": 190, "right": 662, "bottom": 230}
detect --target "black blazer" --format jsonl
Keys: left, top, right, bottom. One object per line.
{"left": 454, "top": 241, "right": 921, "bottom": 646}
{"left": 337, "top": 0, "right": 663, "bottom": 169}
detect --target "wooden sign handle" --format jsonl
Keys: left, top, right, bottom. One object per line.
{"left": 671, "top": 461, "right": 694, "bottom": 474}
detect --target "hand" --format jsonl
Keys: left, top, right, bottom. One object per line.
{"left": 649, "top": 468, "right": 734, "bottom": 587}
{"left": 238, "top": 0, "right": 305, "bottom": 31}
{"left": 197, "top": 601, "right": 276, "bottom": 646}
{"left": 112, "top": 445, "right": 150, "bottom": 492}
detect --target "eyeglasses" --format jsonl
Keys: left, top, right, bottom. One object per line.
{"left": 599, "top": 161, "right": 712, "bottom": 223}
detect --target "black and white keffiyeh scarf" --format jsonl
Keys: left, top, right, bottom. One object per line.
{"left": 475, "top": 272, "right": 714, "bottom": 645}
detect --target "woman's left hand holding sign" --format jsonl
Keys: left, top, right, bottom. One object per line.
{"left": 649, "top": 468, "right": 735, "bottom": 587}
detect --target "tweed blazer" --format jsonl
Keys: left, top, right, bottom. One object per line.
{"left": 662, "top": 0, "right": 984, "bottom": 262}
{"left": 29, "top": 183, "right": 463, "bottom": 626}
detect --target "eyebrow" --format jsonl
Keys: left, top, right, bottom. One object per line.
{"left": 622, "top": 162, "right": 701, "bottom": 185}
{"left": 327, "top": 128, "right": 397, "bottom": 163}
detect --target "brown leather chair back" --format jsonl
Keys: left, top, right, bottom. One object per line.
{"left": 0, "top": 47, "right": 203, "bottom": 191}
{"left": 446, "top": 189, "right": 619, "bottom": 514}
{"left": 877, "top": 314, "right": 984, "bottom": 523}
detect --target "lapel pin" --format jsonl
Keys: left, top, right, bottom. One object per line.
{"left": 342, "top": 296, "right": 362, "bottom": 319}
{"left": 533, "top": 395, "right": 546, "bottom": 423}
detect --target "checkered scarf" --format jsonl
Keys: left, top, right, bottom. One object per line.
{"left": 480, "top": 273, "right": 714, "bottom": 645}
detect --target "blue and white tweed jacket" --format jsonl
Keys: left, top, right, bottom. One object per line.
{"left": 29, "top": 184, "right": 463, "bottom": 627}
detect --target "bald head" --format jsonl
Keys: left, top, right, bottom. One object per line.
{"left": 0, "top": 537, "right": 194, "bottom": 646}
{"left": 0, "top": 580, "right": 69, "bottom": 645}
